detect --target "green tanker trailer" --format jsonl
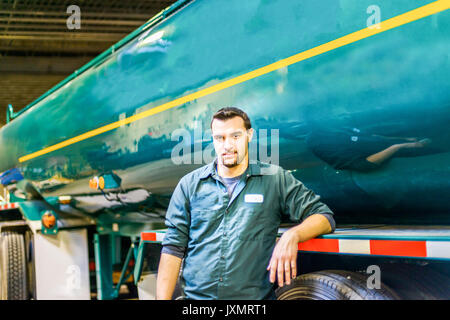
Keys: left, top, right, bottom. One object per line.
{"left": 0, "top": 0, "right": 449, "bottom": 300}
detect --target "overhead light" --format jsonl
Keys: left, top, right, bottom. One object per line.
{"left": 58, "top": 195, "right": 71, "bottom": 204}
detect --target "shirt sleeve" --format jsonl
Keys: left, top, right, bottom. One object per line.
{"left": 279, "top": 168, "right": 334, "bottom": 225}
{"left": 316, "top": 212, "right": 336, "bottom": 232}
{"left": 161, "top": 244, "right": 186, "bottom": 259}
{"left": 161, "top": 177, "right": 191, "bottom": 248}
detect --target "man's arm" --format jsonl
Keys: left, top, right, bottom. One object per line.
{"left": 267, "top": 214, "right": 332, "bottom": 287}
{"left": 156, "top": 253, "right": 183, "bottom": 300}
{"left": 269, "top": 169, "right": 335, "bottom": 287}
{"left": 158, "top": 178, "right": 190, "bottom": 299}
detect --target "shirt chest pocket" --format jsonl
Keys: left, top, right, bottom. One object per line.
{"left": 230, "top": 204, "right": 269, "bottom": 241}
{"left": 191, "top": 209, "right": 219, "bottom": 223}
{"left": 189, "top": 209, "right": 222, "bottom": 241}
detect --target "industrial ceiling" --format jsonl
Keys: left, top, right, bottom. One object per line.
{"left": 0, "top": 0, "right": 177, "bottom": 127}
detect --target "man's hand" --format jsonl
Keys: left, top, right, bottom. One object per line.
{"left": 267, "top": 214, "right": 333, "bottom": 287}
{"left": 267, "top": 228, "right": 300, "bottom": 287}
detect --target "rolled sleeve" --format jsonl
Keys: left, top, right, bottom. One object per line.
{"left": 161, "top": 178, "right": 191, "bottom": 248}
{"left": 161, "top": 244, "right": 186, "bottom": 259}
{"left": 315, "top": 212, "right": 336, "bottom": 232}
{"left": 280, "top": 169, "right": 334, "bottom": 224}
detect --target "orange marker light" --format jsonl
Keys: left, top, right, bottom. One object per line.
{"left": 42, "top": 212, "right": 56, "bottom": 229}
{"left": 98, "top": 176, "right": 105, "bottom": 190}
{"left": 89, "top": 177, "right": 99, "bottom": 189}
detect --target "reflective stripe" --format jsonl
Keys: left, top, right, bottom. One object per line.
{"left": 370, "top": 240, "right": 427, "bottom": 257}
{"left": 339, "top": 239, "right": 371, "bottom": 255}
{"left": 141, "top": 232, "right": 156, "bottom": 242}
{"left": 156, "top": 233, "right": 165, "bottom": 242}
{"left": 0, "top": 203, "right": 18, "bottom": 210}
{"left": 426, "top": 241, "right": 450, "bottom": 259}
{"left": 140, "top": 231, "right": 165, "bottom": 242}
{"left": 297, "top": 239, "right": 339, "bottom": 253}
{"left": 140, "top": 231, "right": 450, "bottom": 259}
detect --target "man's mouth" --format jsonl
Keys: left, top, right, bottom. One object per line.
{"left": 222, "top": 152, "right": 236, "bottom": 158}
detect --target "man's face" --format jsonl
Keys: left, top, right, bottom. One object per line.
{"left": 211, "top": 117, "right": 253, "bottom": 168}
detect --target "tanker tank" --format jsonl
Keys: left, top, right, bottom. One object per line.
{"left": 1, "top": 0, "right": 449, "bottom": 228}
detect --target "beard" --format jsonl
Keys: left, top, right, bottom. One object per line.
{"left": 222, "top": 152, "right": 239, "bottom": 168}
{"left": 220, "top": 143, "right": 248, "bottom": 168}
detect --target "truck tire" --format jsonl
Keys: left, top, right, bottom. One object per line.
{"left": 0, "top": 231, "right": 28, "bottom": 300}
{"left": 378, "top": 264, "right": 450, "bottom": 299}
{"left": 276, "top": 270, "right": 400, "bottom": 300}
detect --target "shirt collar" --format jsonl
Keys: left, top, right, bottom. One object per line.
{"left": 199, "top": 158, "right": 264, "bottom": 180}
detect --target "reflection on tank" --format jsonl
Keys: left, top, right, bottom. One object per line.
{"left": 306, "top": 127, "right": 444, "bottom": 172}
{"left": 0, "top": 0, "right": 448, "bottom": 226}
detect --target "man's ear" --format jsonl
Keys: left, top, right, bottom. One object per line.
{"left": 247, "top": 128, "right": 254, "bottom": 142}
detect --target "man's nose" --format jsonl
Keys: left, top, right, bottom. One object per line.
{"left": 224, "top": 137, "right": 235, "bottom": 150}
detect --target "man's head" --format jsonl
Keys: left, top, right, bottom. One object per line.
{"left": 211, "top": 107, "right": 254, "bottom": 168}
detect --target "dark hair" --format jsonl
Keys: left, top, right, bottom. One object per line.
{"left": 210, "top": 107, "right": 252, "bottom": 130}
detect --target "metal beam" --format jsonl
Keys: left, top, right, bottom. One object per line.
{"left": 0, "top": 2, "right": 174, "bottom": 12}
{"left": 0, "top": 34, "right": 126, "bottom": 42}
{"left": 1, "top": 31, "right": 128, "bottom": 36}
{"left": 0, "top": 23, "right": 135, "bottom": 32}
{"left": 0, "top": 10, "right": 155, "bottom": 20}
{"left": 0, "top": 46, "right": 108, "bottom": 54}
{"left": 0, "top": 41, "right": 110, "bottom": 53}
{"left": 0, "top": 56, "right": 95, "bottom": 74}
{"left": 0, "top": 17, "right": 145, "bottom": 26}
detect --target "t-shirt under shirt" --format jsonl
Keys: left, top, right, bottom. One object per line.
{"left": 220, "top": 173, "right": 243, "bottom": 197}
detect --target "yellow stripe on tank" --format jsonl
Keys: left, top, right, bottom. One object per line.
{"left": 19, "top": 0, "right": 450, "bottom": 163}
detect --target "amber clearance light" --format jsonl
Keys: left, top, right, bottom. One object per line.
{"left": 42, "top": 211, "right": 56, "bottom": 229}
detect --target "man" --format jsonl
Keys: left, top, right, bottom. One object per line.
{"left": 156, "top": 107, "right": 335, "bottom": 300}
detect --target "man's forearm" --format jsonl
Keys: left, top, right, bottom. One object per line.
{"left": 156, "top": 253, "right": 183, "bottom": 300}
{"left": 268, "top": 213, "right": 333, "bottom": 286}
{"left": 289, "top": 213, "right": 333, "bottom": 243}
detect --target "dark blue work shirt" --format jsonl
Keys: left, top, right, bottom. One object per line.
{"left": 162, "top": 160, "right": 334, "bottom": 299}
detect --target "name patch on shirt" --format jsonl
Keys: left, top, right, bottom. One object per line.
{"left": 245, "top": 194, "right": 264, "bottom": 203}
